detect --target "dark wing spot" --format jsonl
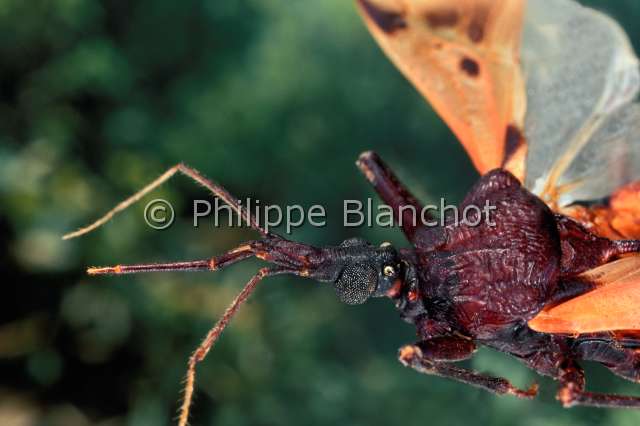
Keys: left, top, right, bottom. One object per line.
{"left": 467, "top": 7, "right": 488, "bottom": 43}
{"left": 468, "top": 20, "right": 484, "bottom": 42}
{"left": 460, "top": 57, "right": 480, "bottom": 77}
{"left": 357, "top": 0, "right": 407, "bottom": 34}
{"left": 425, "top": 9, "right": 459, "bottom": 28}
{"left": 503, "top": 124, "right": 525, "bottom": 162}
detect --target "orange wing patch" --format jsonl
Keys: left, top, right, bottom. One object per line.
{"left": 356, "top": 0, "right": 527, "bottom": 179}
{"left": 528, "top": 256, "right": 640, "bottom": 334}
{"left": 561, "top": 181, "right": 640, "bottom": 240}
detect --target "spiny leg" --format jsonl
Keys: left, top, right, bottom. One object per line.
{"left": 356, "top": 151, "right": 425, "bottom": 241}
{"left": 398, "top": 338, "right": 538, "bottom": 399}
{"left": 557, "top": 359, "right": 640, "bottom": 408}
{"left": 63, "top": 163, "right": 268, "bottom": 240}
{"left": 178, "top": 267, "right": 282, "bottom": 426}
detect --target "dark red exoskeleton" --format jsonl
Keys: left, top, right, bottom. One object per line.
{"left": 65, "top": 152, "right": 640, "bottom": 426}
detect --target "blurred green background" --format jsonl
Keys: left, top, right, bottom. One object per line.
{"left": 2, "top": 1, "right": 640, "bottom": 425}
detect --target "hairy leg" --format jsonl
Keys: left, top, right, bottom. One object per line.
{"left": 399, "top": 338, "right": 538, "bottom": 398}
{"left": 518, "top": 338, "right": 640, "bottom": 408}
{"left": 178, "top": 267, "right": 286, "bottom": 426}
{"left": 556, "top": 358, "right": 640, "bottom": 408}
{"left": 573, "top": 337, "right": 640, "bottom": 383}
{"left": 85, "top": 242, "right": 256, "bottom": 275}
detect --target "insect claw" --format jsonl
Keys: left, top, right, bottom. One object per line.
{"left": 398, "top": 344, "right": 422, "bottom": 367}
{"left": 497, "top": 380, "right": 538, "bottom": 399}
{"left": 557, "top": 386, "right": 577, "bottom": 407}
{"left": 519, "top": 382, "right": 539, "bottom": 399}
{"left": 87, "top": 265, "right": 122, "bottom": 275}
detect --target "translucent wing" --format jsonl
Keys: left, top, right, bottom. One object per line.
{"left": 528, "top": 256, "right": 640, "bottom": 334}
{"left": 355, "top": 0, "right": 527, "bottom": 178}
{"left": 553, "top": 105, "right": 640, "bottom": 205}
{"left": 521, "top": 0, "right": 640, "bottom": 206}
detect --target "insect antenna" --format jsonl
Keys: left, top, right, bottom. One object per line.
{"left": 62, "top": 163, "right": 270, "bottom": 240}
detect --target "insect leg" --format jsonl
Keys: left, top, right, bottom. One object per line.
{"left": 84, "top": 235, "right": 322, "bottom": 279}
{"left": 555, "top": 213, "right": 640, "bottom": 274}
{"left": 63, "top": 163, "right": 268, "bottom": 240}
{"left": 557, "top": 358, "right": 640, "bottom": 408}
{"left": 85, "top": 242, "right": 256, "bottom": 275}
{"left": 356, "top": 151, "right": 425, "bottom": 240}
{"left": 573, "top": 338, "right": 640, "bottom": 383}
{"left": 398, "top": 339, "right": 538, "bottom": 398}
{"left": 178, "top": 267, "right": 284, "bottom": 426}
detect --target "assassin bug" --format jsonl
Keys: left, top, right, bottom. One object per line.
{"left": 65, "top": 155, "right": 640, "bottom": 426}
{"left": 64, "top": 0, "right": 640, "bottom": 424}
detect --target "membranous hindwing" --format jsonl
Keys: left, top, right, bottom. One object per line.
{"left": 521, "top": 0, "right": 640, "bottom": 206}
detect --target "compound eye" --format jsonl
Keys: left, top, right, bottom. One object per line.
{"left": 334, "top": 264, "right": 377, "bottom": 305}
{"left": 383, "top": 265, "right": 395, "bottom": 277}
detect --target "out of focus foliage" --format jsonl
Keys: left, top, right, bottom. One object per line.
{"left": 1, "top": 1, "right": 640, "bottom": 425}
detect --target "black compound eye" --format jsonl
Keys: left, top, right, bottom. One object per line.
{"left": 334, "top": 263, "right": 377, "bottom": 305}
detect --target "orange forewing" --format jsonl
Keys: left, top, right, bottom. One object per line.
{"left": 528, "top": 256, "right": 640, "bottom": 334}
{"left": 560, "top": 181, "right": 640, "bottom": 240}
{"left": 355, "top": 0, "right": 527, "bottom": 179}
